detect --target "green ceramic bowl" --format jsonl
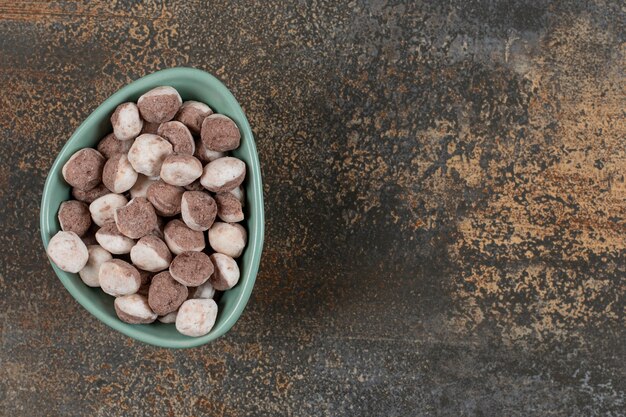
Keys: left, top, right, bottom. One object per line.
{"left": 40, "top": 68, "right": 264, "bottom": 348}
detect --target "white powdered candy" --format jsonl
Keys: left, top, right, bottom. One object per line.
{"left": 89, "top": 193, "right": 128, "bottom": 227}
{"left": 128, "top": 134, "right": 173, "bottom": 177}
{"left": 115, "top": 294, "right": 157, "bottom": 324}
{"left": 159, "top": 154, "right": 203, "bottom": 186}
{"left": 99, "top": 259, "right": 141, "bottom": 297}
{"left": 95, "top": 223, "right": 135, "bottom": 254}
{"left": 79, "top": 245, "right": 112, "bottom": 287}
{"left": 130, "top": 235, "right": 172, "bottom": 272}
{"left": 102, "top": 153, "right": 138, "bottom": 193}
{"left": 200, "top": 157, "right": 246, "bottom": 192}
{"left": 46, "top": 231, "right": 89, "bottom": 273}
{"left": 208, "top": 222, "right": 247, "bottom": 258}
{"left": 176, "top": 299, "right": 218, "bottom": 337}
{"left": 111, "top": 102, "right": 143, "bottom": 141}
{"left": 209, "top": 253, "right": 240, "bottom": 290}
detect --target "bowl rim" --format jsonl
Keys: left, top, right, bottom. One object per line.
{"left": 40, "top": 67, "right": 264, "bottom": 348}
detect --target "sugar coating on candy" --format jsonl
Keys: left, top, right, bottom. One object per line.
{"left": 99, "top": 259, "right": 141, "bottom": 296}
{"left": 158, "top": 121, "right": 195, "bottom": 155}
{"left": 148, "top": 271, "right": 188, "bottom": 315}
{"left": 137, "top": 86, "right": 182, "bottom": 123}
{"left": 194, "top": 139, "right": 225, "bottom": 163}
{"left": 72, "top": 183, "right": 111, "bottom": 204}
{"left": 62, "top": 148, "right": 105, "bottom": 191}
{"left": 192, "top": 280, "right": 216, "bottom": 299}
{"left": 58, "top": 200, "right": 92, "bottom": 237}
{"left": 89, "top": 193, "right": 128, "bottom": 226}
{"left": 209, "top": 253, "right": 240, "bottom": 290}
{"left": 130, "top": 174, "right": 158, "bottom": 199}
{"left": 200, "top": 157, "right": 246, "bottom": 192}
{"left": 97, "top": 133, "right": 133, "bottom": 159}
{"left": 114, "top": 197, "right": 158, "bottom": 239}
{"left": 176, "top": 299, "right": 218, "bottom": 337}
{"left": 181, "top": 191, "right": 216, "bottom": 231}
{"left": 175, "top": 101, "right": 213, "bottom": 134}
{"left": 115, "top": 294, "right": 157, "bottom": 324}
{"left": 146, "top": 180, "right": 184, "bottom": 216}
{"left": 95, "top": 223, "right": 136, "bottom": 254}
{"left": 111, "top": 102, "right": 143, "bottom": 141}
{"left": 163, "top": 219, "right": 205, "bottom": 255}
{"left": 169, "top": 251, "right": 214, "bottom": 287}
{"left": 102, "top": 153, "right": 138, "bottom": 193}
{"left": 201, "top": 114, "right": 241, "bottom": 152}
{"left": 79, "top": 245, "right": 112, "bottom": 287}
{"left": 128, "top": 134, "right": 174, "bottom": 177}
{"left": 208, "top": 222, "right": 247, "bottom": 258}
{"left": 47, "top": 231, "right": 89, "bottom": 273}
{"left": 141, "top": 121, "right": 161, "bottom": 135}
{"left": 160, "top": 154, "right": 203, "bottom": 186}
{"left": 130, "top": 235, "right": 172, "bottom": 272}
{"left": 215, "top": 193, "right": 244, "bottom": 223}
{"left": 158, "top": 311, "right": 178, "bottom": 323}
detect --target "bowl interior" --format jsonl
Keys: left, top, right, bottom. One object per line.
{"left": 40, "top": 68, "right": 264, "bottom": 348}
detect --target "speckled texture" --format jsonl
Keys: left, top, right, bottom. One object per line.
{"left": 0, "top": 1, "right": 624, "bottom": 416}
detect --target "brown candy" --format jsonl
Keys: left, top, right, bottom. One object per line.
{"left": 102, "top": 153, "right": 138, "bottom": 194}
{"left": 175, "top": 101, "right": 213, "bottom": 134}
{"left": 200, "top": 114, "right": 241, "bottom": 152}
{"left": 141, "top": 121, "right": 161, "bottom": 135}
{"left": 215, "top": 193, "right": 244, "bottom": 223}
{"left": 58, "top": 200, "right": 91, "bottom": 237}
{"left": 97, "top": 133, "right": 133, "bottom": 159}
{"left": 62, "top": 148, "right": 105, "bottom": 191}
{"left": 137, "top": 86, "right": 182, "bottom": 123}
{"left": 169, "top": 251, "right": 214, "bottom": 287}
{"left": 157, "top": 121, "right": 195, "bottom": 155}
{"left": 194, "top": 139, "right": 225, "bottom": 163}
{"left": 180, "top": 191, "right": 217, "bottom": 231}
{"left": 146, "top": 180, "right": 184, "bottom": 216}
{"left": 163, "top": 219, "right": 205, "bottom": 255}
{"left": 114, "top": 197, "right": 158, "bottom": 239}
{"left": 148, "top": 271, "right": 188, "bottom": 315}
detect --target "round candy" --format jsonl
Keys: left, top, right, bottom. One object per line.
{"left": 194, "top": 139, "right": 225, "bottom": 163}
{"left": 175, "top": 100, "right": 212, "bottom": 134}
{"left": 192, "top": 280, "right": 216, "bottom": 299}
{"left": 200, "top": 157, "right": 246, "bottom": 193}
{"left": 58, "top": 200, "right": 91, "bottom": 237}
{"left": 128, "top": 134, "right": 173, "bottom": 177}
{"left": 209, "top": 253, "right": 240, "bottom": 290}
{"left": 78, "top": 245, "right": 112, "bottom": 287}
{"left": 181, "top": 191, "right": 216, "bottom": 231}
{"left": 137, "top": 86, "right": 182, "bottom": 123}
{"left": 102, "top": 153, "right": 138, "bottom": 194}
{"left": 163, "top": 219, "right": 205, "bottom": 255}
{"left": 146, "top": 180, "right": 184, "bottom": 216}
{"left": 130, "top": 235, "right": 172, "bottom": 272}
{"left": 200, "top": 114, "right": 240, "bottom": 152}
{"left": 129, "top": 174, "right": 158, "bottom": 199}
{"left": 114, "top": 197, "right": 158, "bottom": 239}
{"left": 158, "top": 121, "right": 195, "bottom": 155}
{"left": 208, "top": 222, "right": 247, "bottom": 258}
{"left": 176, "top": 299, "right": 218, "bottom": 337}
{"left": 160, "top": 154, "right": 203, "bottom": 187}
{"left": 95, "top": 223, "right": 135, "bottom": 254}
{"left": 99, "top": 259, "right": 141, "bottom": 297}
{"left": 89, "top": 193, "right": 128, "bottom": 227}
{"left": 111, "top": 102, "right": 143, "bottom": 141}
{"left": 62, "top": 148, "right": 105, "bottom": 191}
{"left": 169, "top": 251, "right": 214, "bottom": 287}
{"left": 215, "top": 193, "right": 244, "bottom": 223}
{"left": 46, "top": 231, "right": 89, "bottom": 273}
{"left": 115, "top": 294, "right": 157, "bottom": 324}
{"left": 148, "top": 271, "right": 188, "bottom": 315}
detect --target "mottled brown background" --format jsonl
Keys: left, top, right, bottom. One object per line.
{"left": 0, "top": 1, "right": 624, "bottom": 416}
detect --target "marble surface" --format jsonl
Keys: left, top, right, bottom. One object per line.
{"left": 0, "top": 1, "right": 623, "bottom": 415}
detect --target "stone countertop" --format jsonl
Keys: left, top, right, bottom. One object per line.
{"left": 0, "top": 1, "right": 623, "bottom": 416}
